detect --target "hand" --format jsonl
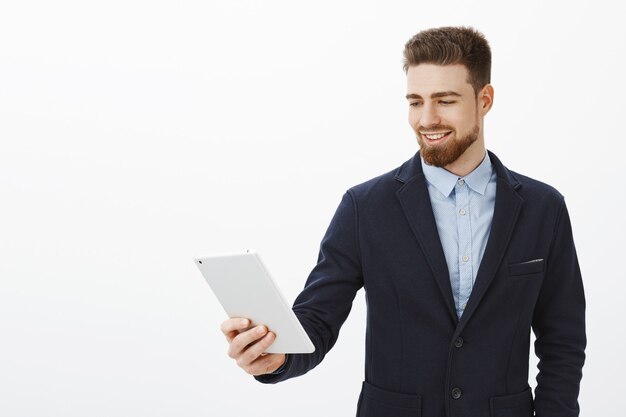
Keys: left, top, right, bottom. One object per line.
{"left": 220, "top": 318, "right": 286, "bottom": 376}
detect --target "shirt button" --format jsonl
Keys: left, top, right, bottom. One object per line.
{"left": 454, "top": 337, "right": 464, "bottom": 348}
{"left": 462, "top": 255, "right": 469, "bottom": 262}
{"left": 458, "top": 179, "right": 465, "bottom": 186}
{"left": 461, "top": 303, "right": 466, "bottom": 309}
{"left": 451, "top": 387, "right": 462, "bottom": 399}
{"left": 459, "top": 208, "right": 466, "bottom": 215}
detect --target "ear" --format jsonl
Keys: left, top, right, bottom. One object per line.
{"left": 477, "top": 84, "right": 494, "bottom": 116}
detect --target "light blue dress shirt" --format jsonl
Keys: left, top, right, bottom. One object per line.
{"left": 421, "top": 150, "right": 497, "bottom": 320}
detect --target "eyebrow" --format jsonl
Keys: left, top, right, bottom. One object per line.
{"left": 405, "top": 91, "right": 463, "bottom": 100}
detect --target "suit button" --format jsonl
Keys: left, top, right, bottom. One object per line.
{"left": 454, "top": 337, "right": 464, "bottom": 348}
{"left": 451, "top": 387, "right": 462, "bottom": 399}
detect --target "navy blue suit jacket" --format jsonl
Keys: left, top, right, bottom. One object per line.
{"left": 256, "top": 150, "right": 586, "bottom": 417}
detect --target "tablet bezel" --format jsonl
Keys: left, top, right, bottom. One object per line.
{"left": 194, "top": 250, "right": 315, "bottom": 354}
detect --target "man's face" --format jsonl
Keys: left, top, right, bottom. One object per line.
{"left": 406, "top": 64, "right": 482, "bottom": 167}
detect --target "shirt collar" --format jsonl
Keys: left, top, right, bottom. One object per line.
{"left": 420, "top": 150, "right": 493, "bottom": 198}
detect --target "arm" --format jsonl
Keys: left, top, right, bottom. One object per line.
{"left": 531, "top": 198, "right": 586, "bottom": 417}
{"left": 256, "top": 190, "right": 364, "bottom": 383}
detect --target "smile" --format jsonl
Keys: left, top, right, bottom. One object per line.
{"left": 422, "top": 131, "right": 452, "bottom": 141}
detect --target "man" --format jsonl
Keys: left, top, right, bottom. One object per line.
{"left": 220, "top": 26, "right": 586, "bottom": 417}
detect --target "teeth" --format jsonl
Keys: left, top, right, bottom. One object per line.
{"left": 424, "top": 132, "right": 450, "bottom": 139}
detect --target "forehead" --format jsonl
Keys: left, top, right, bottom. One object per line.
{"left": 406, "top": 64, "right": 473, "bottom": 95}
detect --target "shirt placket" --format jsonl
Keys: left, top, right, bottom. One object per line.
{"left": 455, "top": 178, "right": 473, "bottom": 317}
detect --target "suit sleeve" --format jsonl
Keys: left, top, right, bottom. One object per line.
{"left": 531, "top": 197, "right": 586, "bottom": 417}
{"left": 255, "top": 190, "right": 364, "bottom": 383}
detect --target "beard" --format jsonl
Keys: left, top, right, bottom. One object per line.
{"left": 417, "top": 123, "right": 480, "bottom": 167}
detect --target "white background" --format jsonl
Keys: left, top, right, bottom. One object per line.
{"left": 1, "top": 0, "right": 623, "bottom": 416}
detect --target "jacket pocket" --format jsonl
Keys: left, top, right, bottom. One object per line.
{"left": 489, "top": 386, "right": 534, "bottom": 417}
{"left": 357, "top": 381, "right": 421, "bottom": 417}
{"left": 508, "top": 259, "right": 544, "bottom": 277}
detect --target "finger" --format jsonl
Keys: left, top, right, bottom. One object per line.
{"left": 228, "top": 325, "right": 268, "bottom": 359}
{"left": 224, "top": 330, "right": 239, "bottom": 344}
{"left": 245, "top": 352, "right": 286, "bottom": 376}
{"left": 237, "top": 331, "right": 276, "bottom": 367}
{"left": 220, "top": 318, "right": 250, "bottom": 336}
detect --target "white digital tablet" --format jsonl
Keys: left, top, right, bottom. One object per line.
{"left": 194, "top": 250, "right": 315, "bottom": 354}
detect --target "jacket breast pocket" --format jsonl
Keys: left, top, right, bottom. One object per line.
{"left": 490, "top": 386, "right": 534, "bottom": 417}
{"left": 357, "top": 381, "right": 421, "bottom": 417}
{"left": 508, "top": 259, "right": 544, "bottom": 277}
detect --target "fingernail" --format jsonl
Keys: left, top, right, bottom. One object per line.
{"left": 240, "top": 319, "right": 249, "bottom": 327}
{"left": 257, "top": 326, "right": 266, "bottom": 333}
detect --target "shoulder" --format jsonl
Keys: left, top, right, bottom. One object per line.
{"left": 345, "top": 166, "right": 403, "bottom": 200}
{"left": 509, "top": 169, "right": 565, "bottom": 207}
{"left": 488, "top": 150, "right": 565, "bottom": 208}
{"left": 343, "top": 152, "right": 420, "bottom": 198}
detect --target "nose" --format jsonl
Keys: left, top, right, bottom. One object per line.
{"left": 420, "top": 103, "right": 441, "bottom": 128}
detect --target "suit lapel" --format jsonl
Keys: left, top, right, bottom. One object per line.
{"left": 394, "top": 150, "right": 524, "bottom": 328}
{"left": 396, "top": 156, "right": 458, "bottom": 325}
{"left": 456, "top": 151, "right": 524, "bottom": 330}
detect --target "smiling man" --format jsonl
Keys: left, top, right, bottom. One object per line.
{"left": 407, "top": 63, "right": 488, "bottom": 177}
{"left": 220, "top": 26, "right": 586, "bottom": 417}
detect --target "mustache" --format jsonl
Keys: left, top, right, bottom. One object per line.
{"left": 418, "top": 127, "right": 454, "bottom": 134}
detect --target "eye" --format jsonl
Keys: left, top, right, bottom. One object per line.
{"left": 409, "top": 102, "right": 422, "bottom": 107}
{"left": 440, "top": 100, "right": 456, "bottom": 105}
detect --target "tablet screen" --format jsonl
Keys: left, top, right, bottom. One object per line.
{"left": 194, "top": 250, "right": 315, "bottom": 354}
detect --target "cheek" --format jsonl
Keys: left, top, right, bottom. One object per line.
{"left": 453, "top": 108, "right": 475, "bottom": 125}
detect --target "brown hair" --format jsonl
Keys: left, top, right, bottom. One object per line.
{"left": 402, "top": 26, "right": 491, "bottom": 98}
